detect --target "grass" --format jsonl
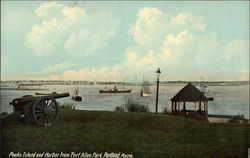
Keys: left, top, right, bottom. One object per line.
{"left": 115, "top": 99, "right": 150, "bottom": 113}
{"left": 1, "top": 109, "right": 249, "bottom": 158}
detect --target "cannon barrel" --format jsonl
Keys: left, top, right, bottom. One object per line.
{"left": 10, "top": 92, "right": 70, "bottom": 105}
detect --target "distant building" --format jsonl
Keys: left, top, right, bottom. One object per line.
{"left": 18, "top": 84, "right": 44, "bottom": 90}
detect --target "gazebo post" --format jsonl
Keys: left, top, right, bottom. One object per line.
{"left": 183, "top": 102, "right": 186, "bottom": 110}
{"left": 205, "top": 101, "right": 208, "bottom": 118}
{"left": 171, "top": 101, "right": 174, "bottom": 112}
{"left": 203, "top": 102, "right": 205, "bottom": 115}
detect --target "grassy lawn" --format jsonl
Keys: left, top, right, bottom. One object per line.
{"left": 1, "top": 109, "right": 249, "bottom": 158}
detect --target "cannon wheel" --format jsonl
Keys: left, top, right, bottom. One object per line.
{"left": 32, "top": 96, "right": 59, "bottom": 126}
{"left": 18, "top": 95, "right": 34, "bottom": 124}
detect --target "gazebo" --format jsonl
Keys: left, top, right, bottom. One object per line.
{"left": 170, "top": 82, "right": 208, "bottom": 118}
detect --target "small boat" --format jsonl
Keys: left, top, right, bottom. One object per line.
{"left": 199, "top": 77, "right": 214, "bottom": 101}
{"left": 72, "top": 86, "right": 82, "bottom": 101}
{"left": 141, "top": 76, "right": 152, "bottom": 97}
{"left": 202, "top": 86, "right": 214, "bottom": 101}
{"left": 99, "top": 86, "right": 131, "bottom": 93}
{"left": 207, "top": 97, "right": 214, "bottom": 101}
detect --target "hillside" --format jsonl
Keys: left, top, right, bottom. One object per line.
{"left": 1, "top": 109, "right": 249, "bottom": 158}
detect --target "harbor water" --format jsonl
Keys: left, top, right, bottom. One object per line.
{"left": 0, "top": 84, "right": 249, "bottom": 119}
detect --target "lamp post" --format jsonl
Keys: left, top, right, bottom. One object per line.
{"left": 155, "top": 68, "right": 161, "bottom": 114}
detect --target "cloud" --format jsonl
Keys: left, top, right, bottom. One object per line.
{"left": 170, "top": 12, "right": 206, "bottom": 31}
{"left": 42, "top": 62, "right": 73, "bottom": 74}
{"left": 159, "top": 30, "right": 193, "bottom": 63}
{"left": 164, "top": 30, "right": 189, "bottom": 45}
{"left": 63, "top": 11, "right": 119, "bottom": 55}
{"left": 126, "top": 7, "right": 212, "bottom": 73}
{"left": 238, "top": 76, "right": 249, "bottom": 81}
{"left": 46, "top": 66, "right": 124, "bottom": 81}
{"left": 23, "top": 6, "right": 248, "bottom": 81}
{"left": 129, "top": 7, "right": 165, "bottom": 45}
{"left": 129, "top": 9, "right": 206, "bottom": 46}
{"left": 223, "top": 39, "right": 249, "bottom": 59}
{"left": 62, "top": 6, "right": 86, "bottom": 21}
{"left": 25, "top": 18, "right": 63, "bottom": 56}
{"left": 124, "top": 48, "right": 158, "bottom": 72}
{"left": 238, "top": 70, "right": 249, "bottom": 81}
{"left": 124, "top": 7, "right": 248, "bottom": 81}
{"left": 25, "top": 2, "right": 120, "bottom": 56}
{"left": 35, "top": 2, "right": 62, "bottom": 18}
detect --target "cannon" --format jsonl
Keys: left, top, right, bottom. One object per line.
{"left": 0, "top": 92, "right": 70, "bottom": 126}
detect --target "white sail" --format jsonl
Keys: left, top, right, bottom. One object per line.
{"left": 141, "top": 76, "right": 152, "bottom": 97}
{"left": 199, "top": 76, "right": 214, "bottom": 101}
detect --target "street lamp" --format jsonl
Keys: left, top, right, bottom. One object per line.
{"left": 155, "top": 68, "right": 161, "bottom": 114}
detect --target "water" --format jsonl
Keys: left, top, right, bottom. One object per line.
{"left": 0, "top": 84, "right": 249, "bottom": 119}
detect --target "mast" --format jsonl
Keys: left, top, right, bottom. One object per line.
{"left": 141, "top": 75, "right": 151, "bottom": 94}
{"left": 200, "top": 76, "right": 205, "bottom": 93}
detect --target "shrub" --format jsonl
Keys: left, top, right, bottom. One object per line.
{"left": 114, "top": 105, "right": 125, "bottom": 112}
{"left": 126, "top": 102, "right": 149, "bottom": 112}
{"left": 60, "top": 104, "right": 76, "bottom": 110}
{"left": 162, "top": 107, "right": 171, "bottom": 114}
{"left": 115, "top": 99, "right": 150, "bottom": 113}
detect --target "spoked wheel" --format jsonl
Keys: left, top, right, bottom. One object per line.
{"left": 32, "top": 96, "right": 59, "bottom": 126}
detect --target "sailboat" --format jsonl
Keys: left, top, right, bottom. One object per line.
{"left": 199, "top": 77, "right": 214, "bottom": 101}
{"left": 141, "top": 77, "right": 152, "bottom": 97}
{"left": 72, "top": 86, "right": 82, "bottom": 101}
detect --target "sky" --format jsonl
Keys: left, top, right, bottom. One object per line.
{"left": 1, "top": 1, "right": 249, "bottom": 82}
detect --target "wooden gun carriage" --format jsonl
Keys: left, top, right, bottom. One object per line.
{"left": 0, "top": 92, "right": 70, "bottom": 126}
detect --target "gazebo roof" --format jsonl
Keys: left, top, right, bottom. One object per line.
{"left": 171, "top": 82, "right": 208, "bottom": 102}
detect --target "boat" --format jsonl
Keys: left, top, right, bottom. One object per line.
{"left": 72, "top": 86, "right": 82, "bottom": 101}
{"left": 199, "top": 77, "right": 214, "bottom": 101}
{"left": 99, "top": 85, "right": 131, "bottom": 93}
{"left": 202, "top": 85, "right": 214, "bottom": 101}
{"left": 141, "top": 77, "right": 152, "bottom": 97}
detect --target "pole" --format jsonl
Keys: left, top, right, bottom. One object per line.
{"left": 155, "top": 77, "right": 159, "bottom": 114}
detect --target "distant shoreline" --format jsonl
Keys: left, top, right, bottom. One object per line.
{"left": 0, "top": 87, "right": 47, "bottom": 91}
{"left": 1, "top": 80, "right": 249, "bottom": 86}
